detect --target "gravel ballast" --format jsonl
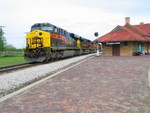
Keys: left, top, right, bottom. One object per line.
{"left": 0, "top": 54, "right": 93, "bottom": 97}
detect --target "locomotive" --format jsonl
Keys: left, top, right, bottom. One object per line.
{"left": 24, "top": 23, "right": 97, "bottom": 62}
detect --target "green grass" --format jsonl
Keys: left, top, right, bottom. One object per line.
{"left": 0, "top": 56, "right": 26, "bottom": 66}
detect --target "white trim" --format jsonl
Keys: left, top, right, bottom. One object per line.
{"left": 106, "top": 42, "right": 120, "bottom": 45}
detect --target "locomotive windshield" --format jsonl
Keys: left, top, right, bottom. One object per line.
{"left": 31, "top": 23, "right": 53, "bottom": 33}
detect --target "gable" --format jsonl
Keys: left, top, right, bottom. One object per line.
{"left": 111, "top": 26, "right": 126, "bottom": 32}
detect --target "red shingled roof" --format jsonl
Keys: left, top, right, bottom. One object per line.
{"left": 97, "top": 23, "right": 150, "bottom": 42}
{"left": 133, "top": 24, "right": 150, "bottom": 35}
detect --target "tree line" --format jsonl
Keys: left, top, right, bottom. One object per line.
{"left": 0, "top": 28, "right": 17, "bottom": 52}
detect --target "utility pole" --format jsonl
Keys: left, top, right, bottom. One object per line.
{"left": 0, "top": 26, "right": 5, "bottom": 37}
{"left": 0, "top": 26, "right": 5, "bottom": 34}
{"left": 0, "top": 26, "right": 5, "bottom": 29}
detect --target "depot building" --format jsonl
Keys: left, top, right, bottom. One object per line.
{"left": 96, "top": 17, "right": 150, "bottom": 56}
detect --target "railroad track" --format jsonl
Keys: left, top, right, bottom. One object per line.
{"left": 0, "top": 58, "right": 69, "bottom": 74}
{"left": 0, "top": 63, "right": 35, "bottom": 73}
{"left": 0, "top": 54, "right": 95, "bottom": 74}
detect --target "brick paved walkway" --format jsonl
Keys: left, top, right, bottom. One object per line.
{"left": 0, "top": 56, "right": 150, "bottom": 113}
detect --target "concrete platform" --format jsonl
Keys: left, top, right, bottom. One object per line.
{"left": 0, "top": 56, "right": 150, "bottom": 113}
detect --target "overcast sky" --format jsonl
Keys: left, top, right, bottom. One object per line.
{"left": 0, "top": 0, "right": 150, "bottom": 48}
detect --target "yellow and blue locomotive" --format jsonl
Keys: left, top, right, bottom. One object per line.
{"left": 24, "top": 23, "right": 96, "bottom": 62}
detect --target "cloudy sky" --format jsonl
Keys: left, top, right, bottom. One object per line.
{"left": 0, "top": 0, "right": 150, "bottom": 48}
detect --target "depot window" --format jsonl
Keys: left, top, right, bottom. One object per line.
{"left": 105, "top": 43, "right": 110, "bottom": 47}
{"left": 124, "top": 42, "right": 128, "bottom": 46}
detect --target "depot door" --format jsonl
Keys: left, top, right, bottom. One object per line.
{"left": 112, "top": 44, "right": 120, "bottom": 56}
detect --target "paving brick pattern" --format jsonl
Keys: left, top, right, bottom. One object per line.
{"left": 0, "top": 56, "right": 150, "bottom": 113}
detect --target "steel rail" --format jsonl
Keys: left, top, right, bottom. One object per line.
{"left": 0, "top": 62, "right": 34, "bottom": 73}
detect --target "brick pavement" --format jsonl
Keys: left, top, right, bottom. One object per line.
{"left": 0, "top": 56, "right": 150, "bottom": 113}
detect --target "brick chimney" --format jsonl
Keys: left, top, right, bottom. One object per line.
{"left": 140, "top": 22, "right": 144, "bottom": 25}
{"left": 125, "top": 17, "right": 130, "bottom": 25}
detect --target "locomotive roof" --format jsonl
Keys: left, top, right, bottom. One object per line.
{"left": 32, "top": 23, "right": 67, "bottom": 32}
{"left": 32, "top": 23, "right": 53, "bottom": 27}
{"left": 31, "top": 23, "right": 92, "bottom": 41}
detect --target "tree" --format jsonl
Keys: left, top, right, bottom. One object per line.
{"left": 4, "top": 44, "right": 16, "bottom": 51}
{"left": 0, "top": 28, "right": 6, "bottom": 52}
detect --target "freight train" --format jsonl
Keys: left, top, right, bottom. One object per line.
{"left": 24, "top": 23, "right": 97, "bottom": 62}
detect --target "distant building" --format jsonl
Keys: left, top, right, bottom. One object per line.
{"left": 96, "top": 17, "right": 150, "bottom": 56}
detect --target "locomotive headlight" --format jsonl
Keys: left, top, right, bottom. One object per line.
{"left": 35, "top": 31, "right": 38, "bottom": 36}
{"left": 39, "top": 32, "right": 42, "bottom": 35}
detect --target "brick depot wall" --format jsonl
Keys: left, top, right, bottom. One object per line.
{"left": 102, "top": 43, "right": 112, "bottom": 56}
{"left": 120, "top": 42, "right": 133, "bottom": 56}
{"left": 102, "top": 42, "right": 150, "bottom": 56}
{"left": 102, "top": 42, "right": 133, "bottom": 56}
{"left": 148, "top": 42, "right": 150, "bottom": 54}
{"left": 144, "top": 42, "right": 150, "bottom": 54}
